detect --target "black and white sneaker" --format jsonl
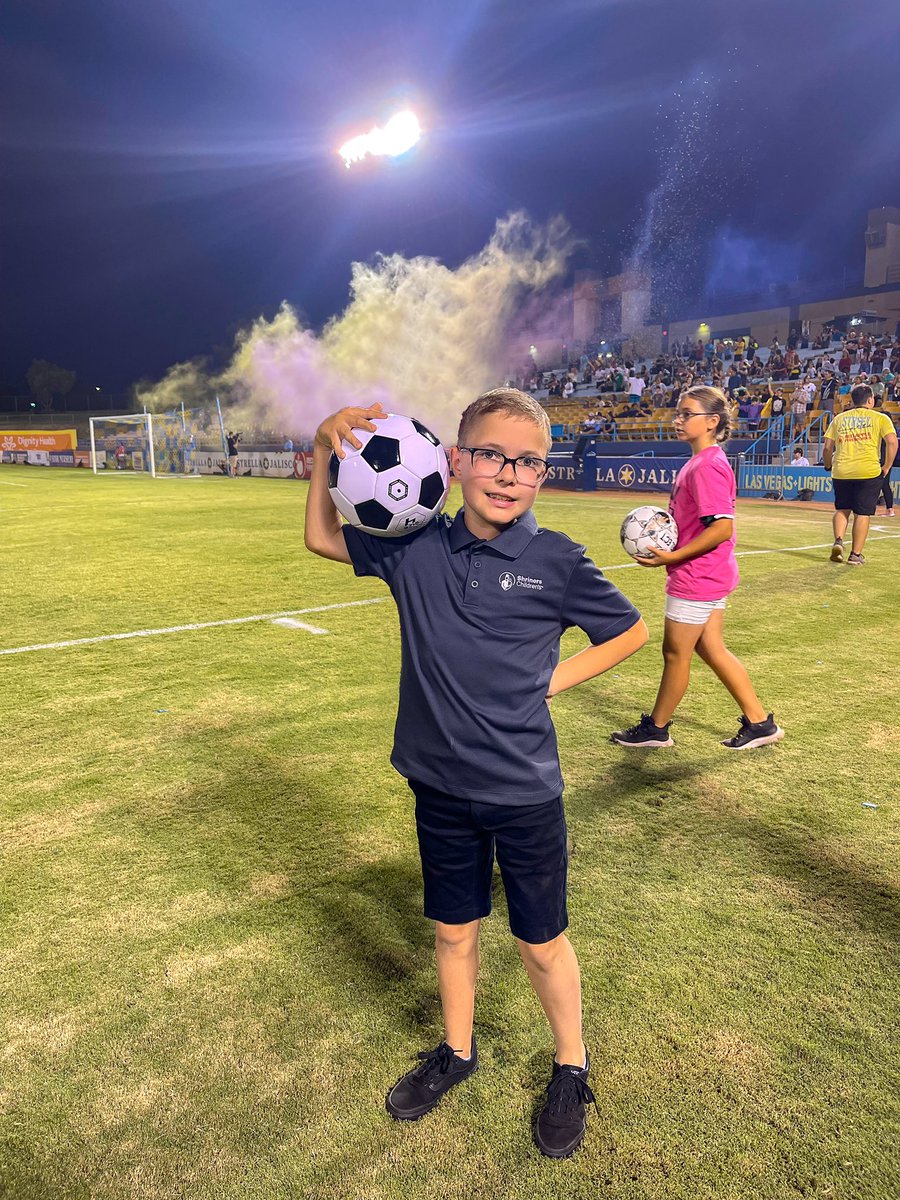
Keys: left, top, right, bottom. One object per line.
{"left": 610, "top": 714, "right": 674, "bottom": 748}
{"left": 385, "top": 1038, "right": 478, "bottom": 1121}
{"left": 534, "top": 1051, "right": 597, "bottom": 1159}
{"left": 721, "top": 713, "right": 784, "bottom": 750}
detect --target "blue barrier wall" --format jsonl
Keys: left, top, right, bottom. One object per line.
{"left": 738, "top": 464, "right": 900, "bottom": 501}
{"left": 546, "top": 452, "right": 684, "bottom": 492}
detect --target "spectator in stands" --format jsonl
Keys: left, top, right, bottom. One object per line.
{"left": 746, "top": 397, "right": 763, "bottom": 432}
{"left": 838, "top": 349, "right": 852, "bottom": 378}
{"left": 791, "top": 390, "right": 807, "bottom": 425}
{"left": 766, "top": 385, "right": 786, "bottom": 422}
{"left": 792, "top": 447, "right": 810, "bottom": 467}
{"left": 819, "top": 370, "right": 837, "bottom": 417}
{"left": 562, "top": 379, "right": 575, "bottom": 399}
{"left": 725, "top": 368, "right": 742, "bottom": 397}
{"left": 626, "top": 372, "right": 646, "bottom": 404}
{"left": 733, "top": 337, "right": 746, "bottom": 364}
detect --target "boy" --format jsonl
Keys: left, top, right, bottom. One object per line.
{"left": 304, "top": 389, "right": 647, "bottom": 1158}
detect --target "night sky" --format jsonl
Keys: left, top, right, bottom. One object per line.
{"left": 4, "top": 0, "right": 900, "bottom": 391}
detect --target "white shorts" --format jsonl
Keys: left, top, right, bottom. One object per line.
{"left": 664, "top": 595, "right": 727, "bottom": 625}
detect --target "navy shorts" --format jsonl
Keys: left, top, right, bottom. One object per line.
{"left": 410, "top": 780, "right": 568, "bottom": 945}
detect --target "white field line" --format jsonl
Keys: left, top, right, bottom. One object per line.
{"left": 0, "top": 481, "right": 28, "bottom": 487}
{"left": 0, "top": 598, "right": 386, "bottom": 657}
{"left": 271, "top": 617, "right": 329, "bottom": 634}
{"left": 3, "top": 534, "right": 899, "bottom": 658}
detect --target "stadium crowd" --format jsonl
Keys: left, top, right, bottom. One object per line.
{"left": 517, "top": 324, "right": 900, "bottom": 443}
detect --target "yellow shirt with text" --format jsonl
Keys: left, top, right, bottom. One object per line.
{"left": 825, "top": 408, "right": 895, "bottom": 479}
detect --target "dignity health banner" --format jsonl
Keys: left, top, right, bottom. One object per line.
{"left": 1, "top": 429, "right": 77, "bottom": 454}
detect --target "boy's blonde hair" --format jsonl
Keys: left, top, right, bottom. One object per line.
{"left": 680, "top": 385, "right": 733, "bottom": 444}
{"left": 457, "top": 388, "right": 552, "bottom": 454}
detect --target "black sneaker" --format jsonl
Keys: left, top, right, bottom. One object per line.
{"left": 847, "top": 551, "right": 866, "bottom": 566}
{"left": 385, "top": 1038, "right": 478, "bottom": 1121}
{"left": 610, "top": 713, "right": 674, "bottom": 748}
{"left": 534, "top": 1051, "right": 597, "bottom": 1159}
{"left": 721, "top": 713, "right": 784, "bottom": 750}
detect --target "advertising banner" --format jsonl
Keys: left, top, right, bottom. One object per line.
{"left": 738, "top": 463, "right": 899, "bottom": 501}
{"left": 0, "top": 430, "right": 77, "bottom": 454}
{"left": 193, "top": 450, "right": 314, "bottom": 478}
{"left": 49, "top": 451, "right": 76, "bottom": 466}
{"left": 546, "top": 453, "right": 684, "bottom": 493}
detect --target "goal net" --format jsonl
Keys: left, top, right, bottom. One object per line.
{"left": 89, "top": 407, "right": 224, "bottom": 476}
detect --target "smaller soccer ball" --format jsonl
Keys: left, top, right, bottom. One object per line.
{"left": 620, "top": 505, "right": 679, "bottom": 560}
{"left": 328, "top": 413, "right": 449, "bottom": 537}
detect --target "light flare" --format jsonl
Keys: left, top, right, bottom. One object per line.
{"left": 338, "top": 110, "right": 422, "bottom": 168}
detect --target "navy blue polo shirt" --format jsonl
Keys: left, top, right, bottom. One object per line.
{"left": 343, "top": 507, "right": 640, "bottom": 806}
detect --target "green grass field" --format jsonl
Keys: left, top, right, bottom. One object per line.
{"left": 1, "top": 466, "right": 898, "bottom": 1200}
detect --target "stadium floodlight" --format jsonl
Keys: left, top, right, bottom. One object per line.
{"left": 338, "top": 110, "right": 422, "bottom": 168}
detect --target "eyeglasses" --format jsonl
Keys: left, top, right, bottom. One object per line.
{"left": 458, "top": 446, "right": 549, "bottom": 484}
{"left": 673, "top": 410, "right": 708, "bottom": 422}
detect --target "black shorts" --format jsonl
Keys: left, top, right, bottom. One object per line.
{"left": 832, "top": 475, "right": 883, "bottom": 516}
{"left": 410, "top": 780, "right": 568, "bottom": 945}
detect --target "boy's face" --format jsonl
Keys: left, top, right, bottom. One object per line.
{"left": 450, "top": 412, "right": 549, "bottom": 541}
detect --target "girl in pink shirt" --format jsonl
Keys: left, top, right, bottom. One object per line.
{"left": 612, "top": 386, "right": 784, "bottom": 751}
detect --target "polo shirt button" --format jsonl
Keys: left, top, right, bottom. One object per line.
{"left": 474, "top": 560, "right": 481, "bottom": 568}
{"left": 471, "top": 580, "right": 478, "bottom": 588}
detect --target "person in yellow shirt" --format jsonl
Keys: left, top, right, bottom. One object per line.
{"left": 823, "top": 383, "right": 897, "bottom": 564}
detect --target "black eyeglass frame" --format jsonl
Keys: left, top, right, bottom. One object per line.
{"left": 457, "top": 445, "right": 550, "bottom": 481}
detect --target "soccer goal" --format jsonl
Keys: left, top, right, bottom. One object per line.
{"left": 89, "top": 407, "right": 218, "bottom": 477}
{"left": 89, "top": 413, "right": 157, "bottom": 475}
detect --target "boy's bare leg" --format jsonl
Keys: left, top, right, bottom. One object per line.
{"left": 650, "top": 618, "right": 706, "bottom": 727}
{"left": 516, "top": 933, "right": 585, "bottom": 1066}
{"left": 434, "top": 919, "right": 480, "bottom": 1056}
{"left": 833, "top": 509, "right": 850, "bottom": 542}
{"left": 694, "top": 610, "right": 767, "bottom": 722}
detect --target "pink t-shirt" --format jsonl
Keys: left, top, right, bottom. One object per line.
{"left": 666, "top": 446, "right": 739, "bottom": 601}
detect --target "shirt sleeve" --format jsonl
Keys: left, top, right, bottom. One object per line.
{"left": 690, "top": 454, "right": 736, "bottom": 519}
{"left": 342, "top": 525, "right": 416, "bottom": 585}
{"left": 824, "top": 417, "right": 837, "bottom": 441}
{"left": 560, "top": 550, "right": 641, "bottom": 646}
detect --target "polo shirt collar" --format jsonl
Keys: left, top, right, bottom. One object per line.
{"left": 448, "top": 507, "right": 538, "bottom": 560}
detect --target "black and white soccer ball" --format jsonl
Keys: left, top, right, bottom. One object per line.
{"left": 620, "top": 504, "right": 679, "bottom": 560}
{"left": 328, "top": 413, "right": 450, "bottom": 537}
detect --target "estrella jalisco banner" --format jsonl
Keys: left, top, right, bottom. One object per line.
{"left": 0, "top": 430, "right": 77, "bottom": 454}
{"left": 545, "top": 453, "right": 685, "bottom": 492}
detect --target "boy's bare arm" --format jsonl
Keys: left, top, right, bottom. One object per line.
{"left": 547, "top": 618, "right": 648, "bottom": 699}
{"left": 303, "top": 403, "right": 386, "bottom": 563}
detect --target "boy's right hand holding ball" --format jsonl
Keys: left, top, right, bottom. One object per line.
{"left": 315, "top": 403, "right": 387, "bottom": 458}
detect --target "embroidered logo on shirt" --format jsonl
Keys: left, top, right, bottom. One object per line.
{"left": 499, "top": 572, "right": 544, "bottom": 591}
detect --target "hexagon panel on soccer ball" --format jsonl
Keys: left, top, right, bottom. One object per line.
{"left": 399, "top": 427, "right": 445, "bottom": 477}
{"left": 373, "top": 465, "right": 421, "bottom": 515}
{"left": 386, "top": 503, "right": 435, "bottom": 536}
{"left": 330, "top": 454, "right": 379, "bottom": 507}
